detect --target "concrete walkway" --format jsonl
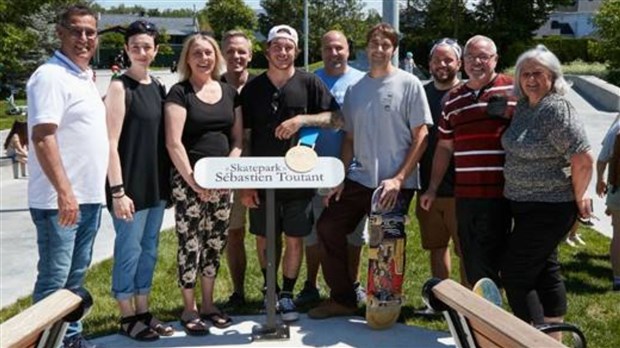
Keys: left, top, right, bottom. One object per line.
{"left": 92, "top": 314, "right": 455, "bottom": 348}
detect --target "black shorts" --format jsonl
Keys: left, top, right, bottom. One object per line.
{"left": 249, "top": 197, "right": 313, "bottom": 237}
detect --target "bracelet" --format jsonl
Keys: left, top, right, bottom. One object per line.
{"left": 112, "top": 193, "right": 126, "bottom": 199}
{"left": 110, "top": 184, "right": 124, "bottom": 194}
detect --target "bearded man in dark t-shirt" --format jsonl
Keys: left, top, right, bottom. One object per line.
{"left": 239, "top": 24, "right": 341, "bottom": 323}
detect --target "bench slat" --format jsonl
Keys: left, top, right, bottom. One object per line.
{"left": 0, "top": 289, "right": 82, "bottom": 348}
{"left": 433, "top": 279, "right": 564, "bottom": 348}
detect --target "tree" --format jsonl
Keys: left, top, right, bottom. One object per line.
{"left": 469, "top": 0, "right": 572, "bottom": 67}
{"left": 259, "top": 0, "right": 369, "bottom": 63}
{"left": 593, "top": 0, "right": 620, "bottom": 69}
{"left": 205, "top": 0, "right": 257, "bottom": 40}
{"left": 0, "top": 0, "right": 85, "bottom": 88}
{"left": 399, "top": 0, "right": 572, "bottom": 69}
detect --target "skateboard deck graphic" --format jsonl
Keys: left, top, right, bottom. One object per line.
{"left": 472, "top": 277, "right": 503, "bottom": 307}
{"left": 365, "top": 186, "right": 408, "bottom": 330}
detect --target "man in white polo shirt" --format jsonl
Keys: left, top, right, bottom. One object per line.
{"left": 27, "top": 4, "right": 108, "bottom": 348}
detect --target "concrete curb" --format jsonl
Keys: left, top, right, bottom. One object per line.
{"left": 566, "top": 74, "right": 620, "bottom": 113}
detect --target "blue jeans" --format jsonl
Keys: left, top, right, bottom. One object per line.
{"left": 112, "top": 201, "right": 166, "bottom": 300}
{"left": 31, "top": 204, "right": 102, "bottom": 338}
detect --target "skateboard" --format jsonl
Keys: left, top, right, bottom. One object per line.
{"left": 472, "top": 277, "right": 502, "bottom": 307}
{"left": 365, "top": 186, "right": 408, "bottom": 330}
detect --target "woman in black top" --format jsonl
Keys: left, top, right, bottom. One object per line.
{"left": 165, "top": 33, "right": 243, "bottom": 334}
{"left": 104, "top": 21, "right": 172, "bottom": 341}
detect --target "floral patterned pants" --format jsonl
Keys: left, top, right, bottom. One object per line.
{"left": 171, "top": 170, "right": 231, "bottom": 288}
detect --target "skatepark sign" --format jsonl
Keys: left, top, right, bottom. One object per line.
{"left": 194, "top": 156, "right": 346, "bottom": 341}
{"left": 194, "top": 157, "right": 344, "bottom": 189}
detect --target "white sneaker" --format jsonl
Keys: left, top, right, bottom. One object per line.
{"left": 573, "top": 234, "right": 586, "bottom": 246}
{"left": 278, "top": 294, "right": 299, "bottom": 322}
{"left": 353, "top": 282, "right": 366, "bottom": 305}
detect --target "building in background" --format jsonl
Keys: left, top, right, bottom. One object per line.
{"left": 535, "top": 0, "right": 603, "bottom": 38}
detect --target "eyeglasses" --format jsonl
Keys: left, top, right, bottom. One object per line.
{"left": 61, "top": 23, "right": 97, "bottom": 39}
{"left": 464, "top": 54, "right": 495, "bottom": 63}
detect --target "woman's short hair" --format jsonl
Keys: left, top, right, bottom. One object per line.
{"left": 514, "top": 44, "right": 571, "bottom": 98}
{"left": 178, "top": 33, "right": 224, "bottom": 82}
{"left": 366, "top": 23, "right": 399, "bottom": 49}
{"left": 124, "top": 20, "right": 159, "bottom": 45}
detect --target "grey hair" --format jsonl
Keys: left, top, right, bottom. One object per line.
{"left": 464, "top": 35, "right": 497, "bottom": 55}
{"left": 513, "top": 44, "right": 571, "bottom": 98}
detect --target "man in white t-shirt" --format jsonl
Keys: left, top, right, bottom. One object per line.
{"left": 26, "top": 4, "right": 108, "bottom": 348}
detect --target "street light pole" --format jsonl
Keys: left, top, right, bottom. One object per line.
{"left": 304, "top": 0, "right": 309, "bottom": 71}
{"left": 383, "top": 0, "right": 400, "bottom": 67}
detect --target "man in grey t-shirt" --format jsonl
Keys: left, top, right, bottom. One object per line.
{"left": 308, "top": 23, "right": 432, "bottom": 319}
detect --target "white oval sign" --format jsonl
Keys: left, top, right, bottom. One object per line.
{"left": 194, "top": 157, "right": 345, "bottom": 189}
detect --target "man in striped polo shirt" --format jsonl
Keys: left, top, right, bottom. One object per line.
{"left": 420, "top": 35, "right": 517, "bottom": 287}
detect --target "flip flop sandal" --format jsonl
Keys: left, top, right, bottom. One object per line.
{"left": 138, "top": 311, "right": 174, "bottom": 337}
{"left": 200, "top": 311, "right": 233, "bottom": 329}
{"left": 119, "top": 315, "right": 160, "bottom": 342}
{"left": 180, "top": 313, "right": 209, "bottom": 336}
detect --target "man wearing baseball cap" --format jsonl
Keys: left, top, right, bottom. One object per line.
{"left": 239, "top": 24, "right": 341, "bottom": 322}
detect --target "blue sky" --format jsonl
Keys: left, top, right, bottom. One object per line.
{"left": 96, "top": 0, "right": 385, "bottom": 13}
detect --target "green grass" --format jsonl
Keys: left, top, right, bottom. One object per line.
{"left": 1, "top": 211, "right": 618, "bottom": 347}
{"left": 0, "top": 100, "right": 27, "bottom": 130}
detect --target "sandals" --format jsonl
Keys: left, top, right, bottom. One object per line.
{"left": 138, "top": 312, "right": 174, "bottom": 337}
{"left": 119, "top": 315, "right": 159, "bottom": 342}
{"left": 200, "top": 310, "right": 233, "bottom": 329}
{"left": 180, "top": 311, "right": 210, "bottom": 336}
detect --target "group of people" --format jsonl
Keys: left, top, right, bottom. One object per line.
{"left": 23, "top": 3, "right": 619, "bottom": 348}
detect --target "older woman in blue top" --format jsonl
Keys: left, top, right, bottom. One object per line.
{"left": 500, "top": 45, "right": 593, "bottom": 340}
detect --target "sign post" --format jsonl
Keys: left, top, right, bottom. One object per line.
{"left": 195, "top": 157, "right": 345, "bottom": 341}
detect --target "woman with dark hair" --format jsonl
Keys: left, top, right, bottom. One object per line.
{"left": 165, "top": 33, "right": 242, "bottom": 335}
{"left": 104, "top": 20, "right": 172, "bottom": 341}
{"left": 4, "top": 120, "right": 28, "bottom": 178}
{"left": 500, "top": 45, "right": 593, "bottom": 339}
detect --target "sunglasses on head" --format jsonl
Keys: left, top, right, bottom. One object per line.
{"left": 430, "top": 38, "right": 462, "bottom": 58}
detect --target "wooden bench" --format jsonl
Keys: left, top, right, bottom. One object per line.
{"left": 423, "top": 278, "right": 585, "bottom": 348}
{"left": 0, "top": 289, "right": 91, "bottom": 348}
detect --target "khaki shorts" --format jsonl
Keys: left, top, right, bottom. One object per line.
{"left": 415, "top": 195, "right": 460, "bottom": 255}
{"left": 229, "top": 190, "right": 247, "bottom": 230}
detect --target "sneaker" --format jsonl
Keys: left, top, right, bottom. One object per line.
{"left": 353, "top": 282, "right": 367, "bottom": 305}
{"left": 294, "top": 281, "right": 321, "bottom": 306}
{"left": 565, "top": 237, "right": 577, "bottom": 247}
{"left": 261, "top": 286, "right": 281, "bottom": 313}
{"left": 278, "top": 293, "right": 299, "bottom": 322}
{"left": 413, "top": 306, "right": 441, "bottom": 318}
{"left": 573, "top": 234, "right": 586, "bottom": 246}
{"left": 225, "top": 292, "right": 246, "bottom": 309}
{"left": 63, "top": 334, "right": 97, "bottom": 348}
{"left": 577, "top": 217, "right": 594, "bottom": 226}
{"left": 308, "top": 299, "right": 357, "bottom": 320}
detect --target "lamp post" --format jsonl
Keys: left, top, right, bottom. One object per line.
{"left": 383, "top": 0, "right": 400, "bottom": 67}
